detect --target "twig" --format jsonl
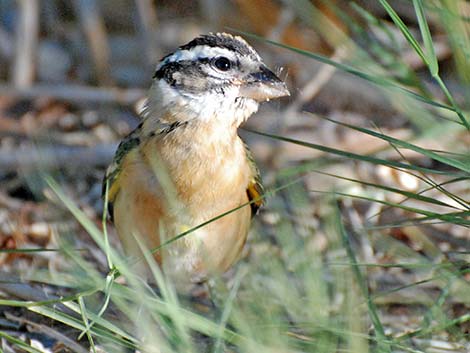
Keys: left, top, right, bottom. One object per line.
{"left": 0, "top": 143, "right": 118, "bottom": 173}
{"left": 285, "top": 45, "right": 348, "bottom": 113}
{"left": 0, "top": 84, "right": 145, "bottom": 105}
{"left": 267, "top": 6, "right": 295, "bottom": 43}
{"left": 0, "top": 192, "right": 23, "bottom": 211}
{"left": 5, "top": 312, "right": 89, "bottom": 353}
{"left": 0, "top": 25, "right": 13, "bottom": 59}
{"left": 0, "top": 271, "right": 86, "bottom": 351}
{"left": 12, "top": 0, "right": 39, "bottom": 87}
{"left": 73, "top": 0, "right": 112, "bottom": 85}
{"left": 42, "top": 0, "right": 61, "bottom": 36}
{"left": 402, "top": 35, "right": 451, "bottom": 70}
{"left": 199, "top": 0, "right": 225, "bottom": 25}
{"left": 0, "top": 272, "right": 57, "bottom": 302}
{"left": 135, "top": 0, "right": 159, "bottom": 66}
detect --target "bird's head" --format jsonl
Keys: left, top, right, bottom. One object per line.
{"left": 146, "top": 32, "right": 289, "bottom": 128}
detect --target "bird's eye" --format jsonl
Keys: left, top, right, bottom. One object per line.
{"left": 213, "top": 57, "right": 232, "bottom": 71}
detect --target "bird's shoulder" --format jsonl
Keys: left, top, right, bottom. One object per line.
{"left": 102, "top": 124, "right": 142, "bottom": 215}
{"left": 102, "top": 118, "right": 189, "bottom": 218}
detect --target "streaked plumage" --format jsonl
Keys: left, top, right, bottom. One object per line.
{"left": 103, "top": 33, "right": 288, "bottom": 287}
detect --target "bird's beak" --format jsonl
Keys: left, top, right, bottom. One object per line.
{"left": 239, "top": 65, "right": 290, "bottom": 101}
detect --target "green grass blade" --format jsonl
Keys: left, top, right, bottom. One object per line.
{"left": 319, "top": 189, "right": 470, "bottom": 226}
{"left": 0, "top": 331, "right": 45, "bottom": 353}
{"left": 244, "top": 128, "right": 461, "bottom": 176}
{"left": 45, "top": 176, "right": 130, "bottom": 273}
{"left": 28, "top": 305, "right": 137, "bottom": 349}
{"left": 78, "top": 296, "right": 97, "bottom": 353}
{"left": 319, "top": 115, "right": 470, "bottom": 173}
{"left": 0, "top": 287, "right": 100, "bottom": 307}
{"left": 333, "top": 202, "right": 392, "bottom": 352}
{"left": 102, "top": 179, "right": 114, "bottom": 270}
{"left": 213, "top": 269, "right": 245, "bottom": 353}
{"left": 379, "top": 0, "right": 469, "bottom": 129}
{"left": 378, "top": 0, "right": 427, "bottom": 64}
{"left": 311, "top": 169, "right": 461, "bottom": 210}
{"left": 146, "top": 177, "right": 303, "bottom": 258}
{"left": 235, "top": 30, "right": 460, "bottom": 114}
{"left": 413, "top": 0, "right": 438, "bottom": 75}
{"left": 434, "top": 75, "right": 470, "bottom": 129}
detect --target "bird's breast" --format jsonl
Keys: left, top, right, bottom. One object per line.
{"left": 149, "top": 128, "right": 251, "bottom": 220}
{"left": 143, "top": 129, "right": 252, "bottom": 281}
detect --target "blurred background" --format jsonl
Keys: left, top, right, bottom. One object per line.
{"left": 0, "top": 1, "right": 469, "bottom": 352}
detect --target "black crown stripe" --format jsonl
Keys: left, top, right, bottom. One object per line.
{"left": 179, "top": 34, "right": 256, "bottom": 58}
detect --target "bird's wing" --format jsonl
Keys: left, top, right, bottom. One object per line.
{"left": 102, "top": 119, "right": 183, "bottom": 220}
{"left": 244, "top": 144, "right": 264, "bottom": 217}
{"left": 102, "top": 127, "right": 141, "bottom": 220}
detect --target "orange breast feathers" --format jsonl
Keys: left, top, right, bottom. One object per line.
{"left": 103, "top": 132, "right": 263, "bottom": 283}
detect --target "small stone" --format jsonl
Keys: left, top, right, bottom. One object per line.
{"left": 93, "top": 124, "right": 116, "bottom": 143}
{"left": 82, "top": 110, "right": 100, "bottom": 128}
{"left": 59, "top": 113, "right": 79, "bottom": 131}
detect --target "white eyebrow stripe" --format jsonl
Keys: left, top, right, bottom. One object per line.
{"left": 156, "top": 46, "right": 239, "bottom": 69}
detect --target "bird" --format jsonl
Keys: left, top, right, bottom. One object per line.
{"left": 103, "top": 32, "right": 289, "bottom": 287}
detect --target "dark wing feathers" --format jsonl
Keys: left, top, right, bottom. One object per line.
{"left": 102, "top": 127, "right": 141, "bottom": 220}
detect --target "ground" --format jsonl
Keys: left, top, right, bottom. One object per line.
{"left": 0, "top": 1, "right": 469, "bottom": 352}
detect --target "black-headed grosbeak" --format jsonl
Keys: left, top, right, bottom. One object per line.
{"left": 103, "top": 33, "right": 289, "bottom": 287}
